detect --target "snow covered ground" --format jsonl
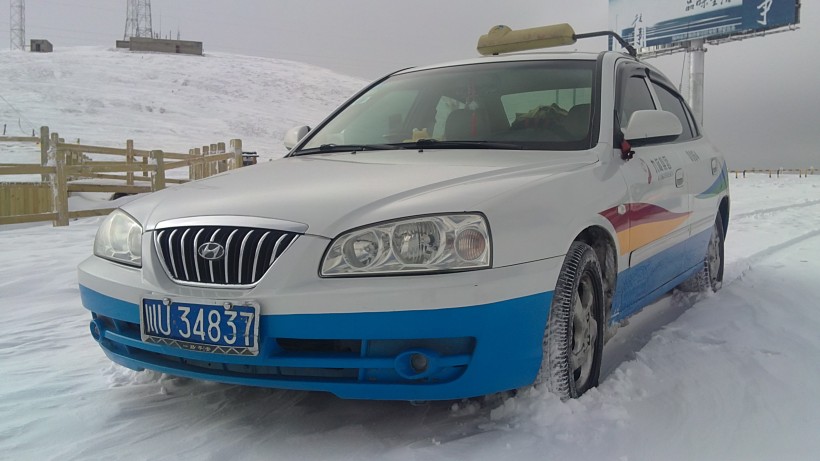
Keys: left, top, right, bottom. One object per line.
{"left": 3, "top": 48, "right": 820, "bottom": 460}
{"left": 2, "top": 174, "right": 819, "bottom": 460}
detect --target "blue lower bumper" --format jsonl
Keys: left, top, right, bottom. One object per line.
{"left": 80, "top": 286, "right": 552, "bottom": 400}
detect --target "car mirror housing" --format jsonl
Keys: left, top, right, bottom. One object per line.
{"left": 283, "top": 125, "right": 311, "bottom": 150}
{"left": 623, "top": 110, "right": 683, "bottom": 145}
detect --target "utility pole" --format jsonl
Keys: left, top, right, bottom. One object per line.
{"left": 687, "top": 39, "right": 706, "bottom": 126}
{"left": 123, "top": 0, "right": 153, "bottom": 40}
{"left": 10, "top": 0, "right": 25, "bottom": 51}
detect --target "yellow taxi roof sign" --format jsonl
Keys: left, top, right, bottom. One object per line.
{"left": 477, "top": 23, "right": 577, "bottom": 56}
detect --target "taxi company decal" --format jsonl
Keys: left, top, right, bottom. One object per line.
{"left": 648, "top": 155, "right": 674, "bottom": 181}
{"left": 600, "top": 203, "right": 691, "bottom": 255}
{"left": 685, "top": 150, "right": 701, "bottom": 162}
{"left": 639, "top": 158, "right": 653, "bottom": 184}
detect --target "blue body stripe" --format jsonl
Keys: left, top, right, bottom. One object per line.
{"left": 612, "top": 227, "right": 712, "bottom": 322}
{"left": 81, "top": 286, "right": 140, "bottom": 323}
{"left": 696, "top": 169, "right": 729, "bottom": 199}
{"left": 80, "top": 286, "right": 552, "bottom": 400}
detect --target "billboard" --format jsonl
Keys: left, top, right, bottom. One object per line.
{"left": 609, "top": 0, "right": 801, "bottom": 50}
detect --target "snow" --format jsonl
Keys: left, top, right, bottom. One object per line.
{"left": 0, "top": 47, "right": 365, "bottom": 161}
{"left": 3, "top": 48, "right": 820, "bottom": 460}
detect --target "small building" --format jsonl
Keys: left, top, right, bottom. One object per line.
{"left": 30, "top": 39, "right": 53, "bottom": 53}
{"left": 117, "top": 37, "right": 203, "bottom": 56}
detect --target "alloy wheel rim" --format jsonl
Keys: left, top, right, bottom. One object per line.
{"left": 707, "top": 223, "right": 722, "bottom": 282}
{"left": 570, "top": 272, "right": 598, "bottom": 388}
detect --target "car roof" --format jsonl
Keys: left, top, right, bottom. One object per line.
{"left": 394, "top": 51, "right": 622, "bottom": 75}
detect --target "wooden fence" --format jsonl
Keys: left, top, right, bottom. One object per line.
{"left": 1, "top": 126, "right": 246, "bottom": 226}
{"left": 731, "top": 168, "right": 817, "bottom": 179}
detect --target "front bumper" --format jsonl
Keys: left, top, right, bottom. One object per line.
{"left": 78, "top": 234, "right": 563, "bottom": 400}
{"left": 81, "top": 285, "right": 552, "bottom": 400}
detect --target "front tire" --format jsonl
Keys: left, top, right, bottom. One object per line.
{"left": 537, "top": 241, "right": 605, "bottom": 399}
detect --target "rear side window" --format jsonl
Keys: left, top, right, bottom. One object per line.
{"left": 619, "top": 77, "right": 655, "bottom": 130}
{"left": 651, "top": 82, "right": 694, "bottom": 142}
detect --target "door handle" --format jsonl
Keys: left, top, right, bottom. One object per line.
{"left": 675, "top": 168, "right": 685, "bottom": 188}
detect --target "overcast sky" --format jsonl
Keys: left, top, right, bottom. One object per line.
{"left": 4, "top": 0, "right": 818, "bottom": 168}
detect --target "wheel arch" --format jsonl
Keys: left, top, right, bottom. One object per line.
{"left": 573, "top": 225, "right": 618, "bottom": 324}
{"left": 719, "top": 196, "right": 730, "bottom": 236}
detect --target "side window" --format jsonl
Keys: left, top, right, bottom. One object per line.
{"left": 651, "top": 81, "right": 694, "bottom": 142}
{"left": 619, "top": 76, "right": 656, "bottom": 130}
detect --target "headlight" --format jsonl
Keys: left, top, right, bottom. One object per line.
{"left": 321, "top": 214, "right": 491, "bottom": 276}
{"left": 94, "top": 209, "right": 143, "bottom": 267}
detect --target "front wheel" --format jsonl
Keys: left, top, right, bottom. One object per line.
{"left": 537, "top": 241, "right": 605, "bottom": 399}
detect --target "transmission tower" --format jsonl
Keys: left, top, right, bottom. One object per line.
{"left": 10, "top": 0, "right": 25, "bottom": 51}
{"left": 123, "top": 0, "right": 153, "bottom": 40}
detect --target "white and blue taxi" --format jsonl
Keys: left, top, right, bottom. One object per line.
{"left": 78, "top": 24, "right": 729, "bottom": 400}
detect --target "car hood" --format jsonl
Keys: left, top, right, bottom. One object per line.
{"left": 123, "top": 149, "right": 596, "bottom": 238}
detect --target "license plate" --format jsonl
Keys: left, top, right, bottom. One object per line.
{"left": 140, "top": 297, "right": 259, "bottom": 356}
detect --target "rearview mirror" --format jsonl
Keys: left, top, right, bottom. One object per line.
{"left": 623, "top": 110, "right": 682, "bottom": 144}
{"left": 284, "top": 125, "right": 311, "bottom": 150}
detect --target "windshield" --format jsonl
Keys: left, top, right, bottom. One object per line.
{"left": 297, "top": 60, "right": 596, "bottom": 154}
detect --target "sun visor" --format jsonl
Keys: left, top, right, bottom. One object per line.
{"left": 477, "top": 23, "right": 577, "bottom": 56}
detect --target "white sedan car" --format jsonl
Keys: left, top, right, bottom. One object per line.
{"left": 79, "top": 25, "right": 729, "bottom": 401}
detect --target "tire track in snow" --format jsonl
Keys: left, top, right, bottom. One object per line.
{"left": 602, "top": 201, "right": 820, "bottom": 380}
{"left": 724, "top": 228, "right": 820, "bottom": 286}
{"left": 730, "top": 198, "right": 820, "bottom": 220}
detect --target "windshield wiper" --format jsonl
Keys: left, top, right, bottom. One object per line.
{"left": 296, "top": 143, "right": 407, "bottom": 155}
{"left": 412, "top": 139, "right": 524, "bottom": 151}
{"left": 295, "top": 139, "right": 524, "bottom": 155}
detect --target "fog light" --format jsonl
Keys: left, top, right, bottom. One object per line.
{"left": 89, "top": 319, "right": 103, "bottom": 342}
{"left": 395, "top": 349, "right": 438, "bottom": 380}
{"left": 410, "top": 353, "right": 429, "bottom": 373}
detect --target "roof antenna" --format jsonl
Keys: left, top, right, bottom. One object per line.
{"left": 574, "top": 31, "right": 637, "bottom": 57}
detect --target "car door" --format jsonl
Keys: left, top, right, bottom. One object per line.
{"left": 647, "top": 77, "right": 726, "bottom": 272}
{"left": 610, "top": 63, "right": 691, "bottom": 319}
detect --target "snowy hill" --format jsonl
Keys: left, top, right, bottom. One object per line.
{"left": 2, "top": 49, "right": 820, "bottom": 460}
{"left": 0, "top": 47, "right": 365, "bottom": 159}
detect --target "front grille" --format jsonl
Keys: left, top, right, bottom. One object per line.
{"left": 155, "top": 225, "right": 299, "bottom": 286}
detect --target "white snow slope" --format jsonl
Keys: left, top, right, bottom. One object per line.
{"left": 3, "top": 49, "right": 820, "bottom": 461}
{"left": 0, "top": 47, "right": 365, "bottom": 159}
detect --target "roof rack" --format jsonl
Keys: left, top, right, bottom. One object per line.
{"left": 477, "top": 23, "right": 637, "bottom": 58}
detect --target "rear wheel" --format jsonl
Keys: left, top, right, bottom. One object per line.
{"left": 537, "top": 241, "right": 605, "bottom": 399}
{"left": 679, "top": 214, "right": 724, "bottom": 293}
